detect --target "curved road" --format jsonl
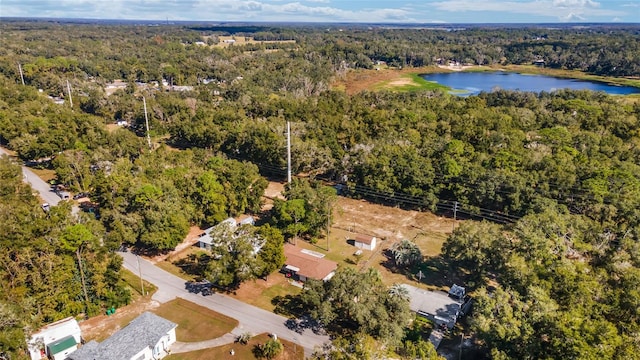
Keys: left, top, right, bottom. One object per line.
{"left": 0, "top": 147, "right": 61, "bottom": 206}
{"left": 119, "top": 251, "right": 329, "bottom": 357}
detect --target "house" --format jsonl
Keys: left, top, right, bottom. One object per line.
{"left": 353, "top": 234, "right": 377, "bottom": 251}
{"left": 198, "top": 216, "right": 256, "bottom": 251}
{"left": 69, "top": 312, "right": 176, "bottom": 360}
{"left": 533, "top": 59, "right": 545, "bottom": 67}
{"left": 400, "top": 284, "right": 461, "bottom": 330}
{"left": 198, "top": 217, "right": 237, "bottom": 251}
{"left": 282, "top": 244, "right": 338, "bottom": 282}
{"left": 27, "top": 317, "right": 82, "bottom": 360}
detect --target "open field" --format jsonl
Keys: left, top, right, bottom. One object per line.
{"left": 153, "top": 298, "right": 238, "bottom": 342}
{"left": 166, "top": 333, "right": 303, "bottom": 360}
{"left": 206, "top": 35, "right": 296, "bottom": 48}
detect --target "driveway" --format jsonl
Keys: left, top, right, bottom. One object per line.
{"left": 0, "top": 147, "right": 61, "bottom": 206}
{"left": 118, "top": 251, "right": 329, "bottom": 356}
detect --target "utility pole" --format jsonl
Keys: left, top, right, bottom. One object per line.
{"left": 66, "top": 80, "right": 73, "bottom": 108}
{"left": 143, "top": 97, "right": 152, "bottom": 149}
{"left": 286, "top": 121, "right": 292, "bottom": 183}
{"left": 453, "top": 201, "right": 458, "bottom": 232}
{"left": 326, "top": 202, "right": 331, "bottom": 251}
{"left": 137, "top": 255, "right": 146, "bottom": 296}
{"left": 18, "top": 63, "right": 25, "bottom": 85}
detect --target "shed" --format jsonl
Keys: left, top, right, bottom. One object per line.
{"left": 27, "top": 317, "right": 82, "bottom": 360}
{"left": 47, "top": 335, "right": 78, "bottom": 360}
{"left": 448, "top": 284, "right": 466, "bottom": 301}
{"left": 353, "top": 234, "right": 377, "bottom": 251}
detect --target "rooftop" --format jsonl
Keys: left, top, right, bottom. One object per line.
{"left": 284, "top": 244, "right": 337, "bottom": 281}
{"left": 354, "top": 234, "right": 375, "bottom": 245}
{"left": 69, "top": 312, "right": 176, "bottom": 360}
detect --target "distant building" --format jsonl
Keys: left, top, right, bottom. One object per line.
{"left": 282, "top": 244, "right": 338, "bottom": 282}
{"left": 69, "top": 312, "right": 176, "bottom": 360}
{"left": 353, "top": 234, "right": 377, "bottom": 251}
{"left": 27, "top": 317, "right": 82, "bottom": 360}
{"left": 533, "top": 59, "right": 546, "bottom": 67}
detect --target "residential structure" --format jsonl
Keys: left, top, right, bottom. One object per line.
{"left": 27, "top": 317, "right": 82, "bottom": 360}
{"left": 400, "top": 284, "right": 461, "bottom": 330}
{"left": 69, "top": 312, "right": 177, "bottom": 360}
{"left": 198, "top": 215, "right": 256, "bottom": 251}
{"left": 353, "top": 234, "right": 377, "bottom": 251}
{"left": 282, "top": 244, "right": 338, "bottom": 282}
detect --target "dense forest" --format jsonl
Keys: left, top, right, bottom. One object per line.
{"left": 1, "top": 21, "right": 639, "bottom": 359}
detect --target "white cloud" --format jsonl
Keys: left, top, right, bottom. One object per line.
{"left": 562, "top": 12, "right": 586, "bottom": 21}
{"left": 552, "top": 0, "right": 599, "bottom": 8}
{"left": 429, "top": 0, "right": 623, "bottom": 21}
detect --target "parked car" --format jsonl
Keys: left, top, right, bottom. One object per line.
{"left": 41, "top": 203, "right": 50, "bottom": 212}
{"left": 73, "top": 192, "right": 89, "bottom": 200}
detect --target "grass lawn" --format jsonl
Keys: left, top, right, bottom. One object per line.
{"left": 28, "top": 167, "right": 57, "bottom": 183}
{"left": 121, "top": 268, "right": 157, "bottom": 298}
{"left": 156, "top": 246, "right": 207, "bottom": 282}
{"left": 229, "top": 276, "right": 302, "bottom": 312}
{"left": 166, "top": 333, "right": 303, "bottom": 360}
{"left": 153, "top": 298, "right": 238, "bottom": 342}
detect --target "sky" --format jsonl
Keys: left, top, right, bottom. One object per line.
{"left": 2, "top": 0, "right": 639, "bottom": 23}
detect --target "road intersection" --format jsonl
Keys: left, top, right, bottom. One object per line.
{"left": 119, "top": 251, "right": 329, "bottom": 356}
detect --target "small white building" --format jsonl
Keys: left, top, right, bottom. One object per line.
{"left": 354, "top": 234, "right": 377, "bottom": 251}
{"left": 27, "top": 317, "right": 82, "bottom": 360}
{"left": 69, "top": 312, "right": 176, "bottom": 360}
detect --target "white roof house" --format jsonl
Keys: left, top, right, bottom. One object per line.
{"left": 198, "top": 216, "right": 258, "bottom": 252}
{"left": 69, "top": 312, "right": 177, "bottom": 360}
{"left": 27, "top": 317, "right": 82, "bottom": 360}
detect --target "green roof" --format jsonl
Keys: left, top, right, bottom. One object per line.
{"left": 47, "top": 335, "right": 77, "bottom": 354}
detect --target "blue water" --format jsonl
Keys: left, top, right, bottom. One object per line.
{"left": 421, "top": 72, "right": 640, "bottom": 96}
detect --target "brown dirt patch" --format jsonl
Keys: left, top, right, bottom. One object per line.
{"left": 79, "top": 297, "right": 160, "bottom": 342}
{"left": 332, "top": 66, "right": 446, "bottom": 95}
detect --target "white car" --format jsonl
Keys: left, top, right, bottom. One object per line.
{"left": 41, "top": 203, "right": 50, "bottom": 212}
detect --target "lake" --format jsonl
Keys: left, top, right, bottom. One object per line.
{"left": 421, "top": 72, "right": 640, "bottom": 96}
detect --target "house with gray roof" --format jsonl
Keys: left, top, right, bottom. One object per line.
{"left": 69, "top": 312, "right": 176, "bottom": 360}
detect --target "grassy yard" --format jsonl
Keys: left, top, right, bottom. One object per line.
{"left": 121, "top": 268, "right": 157, "bottom": 298}
{"left": 228, "top": 275, "right": 302, "bottom": 312}
{"left": 153, "top": 298, "right": 238, "bottom": 342}
{"left": 166, "top": 333, "right": 303, "bottom": 360}
{"left": 156, "top": 246, "right": 207, "bottom": 282}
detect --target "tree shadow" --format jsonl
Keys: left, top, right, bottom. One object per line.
{"left": 271, "top": 294, "right": 305, "bottom": 318}
{"left": 174, "top": 253, "right": 211, "bottom": 278}
{"left": 379, "top": 250, "right": 457, "bottom": 288}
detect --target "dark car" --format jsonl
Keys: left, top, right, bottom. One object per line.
{"left": 73, "top": 192, "right": 89, "bottom": 200}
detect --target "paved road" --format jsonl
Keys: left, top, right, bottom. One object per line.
{"left": 0, "top": 147, "right": 61, "bottom": 206}
{"left": 119, "top": 251, "right": 329, "bottom": 357}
